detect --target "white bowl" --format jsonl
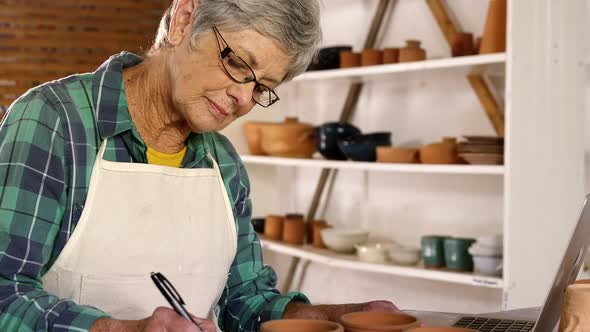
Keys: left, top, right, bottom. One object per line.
{"left": 476, "top": 234, "right": 503, "bottom": 248}
{"left": 320, "top": 228, "right": 369, "bottom": 253}
{"left": 473, "top": 255, "right": 503, "bottom": 276}
{"left": 387, "top": 245, "right": 421, "bottom": 266}
{"left": 469, "top": 243, "right": 503, "bottom": 257}
{"left": 355, "top": 243, "right": 389, "bottom": 263}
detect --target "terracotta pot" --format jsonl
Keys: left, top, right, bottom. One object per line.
{"left": 313, "top": 222, "right": 332, "bottom": 249}
{"left": 480, "top": 0, "right": 507, "bottom": 54}
{"left": 451, "top": 32, "right": 476, "bottom": 57}
{"left": 383, "top": 48, "right": 399, "bottom": 64}
{"left": 340, "top": 312, "right": 419, "bottom": 331}
{"left": 264, "top": 215, "right": 284, "bottom": 241}
{"left": 399, "top": 40, "right": 426, "bottom": 62}
{"left": 340, "top": 51, "right": 362, "bottom": 68}
{"left": 260, "top": 319, "right": 344, "bottom": 332}
{"left": 243, "top": 121, "right": 269, "bottom": 155}
{"left": 260, "top": 117, "right": 316, "bottom": 158}
{"left": 361, "top": 49, "right": 384, "bottom": 66}
{"left": 283, "top": 216, "right": 306, "bottom": 245}
{"left": 306, "top": 219, "right": 326, "bottom": 244}
{"left": 376, "top": 147, "right": 419, "bottom": 164}
{"left": 419, "top": 137, "right": 459, "bottom": 164}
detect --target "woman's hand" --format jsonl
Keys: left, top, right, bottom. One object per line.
{"left": 282, "top": 300, "right": 398, "bottom": 322}
{"left": 90, "top": 307, "right": 217, "bottom": 332}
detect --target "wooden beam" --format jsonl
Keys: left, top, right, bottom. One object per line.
{"left": 2, "top": 4, "right": 162, "bottom": 21}
{"left": 0, "top": 27, "right": 153, "bottom": 43}
{"left": 0, "top": 15, "right": 157, "bottom": 33}
{"left": 0, "top": 37, "right": 148, "bottom": 52}
{"left": 0, "top": 50, "right": 111, "bottom": 64}
{"left": 468, "top": 74, "right": 505, "bottom": 136}
{"left": 0, "top": 0, "right": 165, "bottom": 10}
{"left": 425, "top": 0, "right": 459, "bottom": 46}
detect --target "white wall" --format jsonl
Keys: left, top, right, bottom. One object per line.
{"left": 222, "top": 0, "right": 588, "bottom": 314}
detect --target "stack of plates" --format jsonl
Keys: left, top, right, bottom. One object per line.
{"left": 469, "top": 235, "right": 503, "bottom": 277}
{"left": 458, "top": 136, "right": 504, "bottom": 165}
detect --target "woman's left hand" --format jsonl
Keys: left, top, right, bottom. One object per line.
{"left": 282, "top": 300, "right": 398, "bottom": 321}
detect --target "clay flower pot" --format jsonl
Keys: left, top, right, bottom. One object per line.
{"left": 399, "top": 40, "right": 426, "bottom": 62}
{"left": 361, "top": 49, "right": 384, "bottom": 66}
{"left": 451, "top": 32, "right": 476, "bottom": 57}
{"left": 260, "top": 117, "right": 316, "bottom": 158}
{"left": 340, "top": 51, "right": 362, "bottom": 68}
{"left": 283, "top": 215, "right": 306, "bottom": 245}
{"left": 479, "top": 0, "right": 507, "bottom": 54}
{"left": 243, "top": 121, "right": 269, "bottom": 155}
{"left": 376, "top": 147, "right": 419, "bottom": 164}
{"left": 419, "top": 137, "right": 459, "bottom": 164}
{"left": 340, "top": 312, "right": 420, "bottom": 331}
{"left": 383, "top": 48, "right": 399, "bottom": 64}
{"left": 264, "top": 215, "right": 284, "bottom": 241}
{"left": 260, "top": 319, "right": 344, "bottom": 332}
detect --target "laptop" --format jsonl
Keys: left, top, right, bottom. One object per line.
{"left": 442, "top": 194, "right": 590, "bottom": 332}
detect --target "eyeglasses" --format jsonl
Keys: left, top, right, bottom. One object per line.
{"left": 212, "top": 26, "right": 279, "bottom": 108}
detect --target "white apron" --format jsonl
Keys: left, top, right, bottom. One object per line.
{"left": 43, "top": 140, "right": 237, "bottom": 322}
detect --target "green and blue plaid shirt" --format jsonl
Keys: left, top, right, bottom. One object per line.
{"left": 0, "top": 52, "right": 308, "bottom": 332}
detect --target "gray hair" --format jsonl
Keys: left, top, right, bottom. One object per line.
{"left": 151, "top": 0, "right": 322, "bottom": 82}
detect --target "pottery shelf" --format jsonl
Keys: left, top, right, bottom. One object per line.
{"left": 241, "top": 155, "right": 504, "bottom": 175}
{"left": 292, "top": 53, "right": 506, "bottom": 83}
{"left": 260, "top": 238, "right": 504, "bottom": 289}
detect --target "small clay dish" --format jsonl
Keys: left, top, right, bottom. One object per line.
{"left": 260, "top": 319, "right": 344, "bottom": 332}
{"left": 376, "top": 147, "right": 419, "bottom": 164}
{"left": 340, "top": 312, "right": 419, "bottom": 331}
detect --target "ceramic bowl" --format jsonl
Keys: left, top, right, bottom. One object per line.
{"left": 340, "top": 312, "right": 419, "bottom": 331}
{"left": 315, "top": 122, "right": 362, "bottom": 160}
{"left": 473, "top": 255, "right": 503, "bottom": 276}
{"left": 419, "top": 138, "right": 458, "bottom": 164}
{"left": 476, "top": 234, "right": 503, "bottom": 248}
{"left": 243, "top": 121, "right": 269, "bottom": 155}
{"left": 459, "top": 153, "right": 503, "bottom": 165}
{"left": 338, "top": 132, "right": 392, "bottom": 162}
{"left": 405, "top": 328, "right": 476, "bottom": 332}
{"left": 250, "top": 217, "right": 265, "bottom": 234}
{"left": 259, "top": 117, "right": 316, "bottom": 158}
{"left": 468, "top": 243, "right": 502, "bottom": 257}
{"left": 320, "top": 228, "right": 369, "bottom": 254}
{"left": 376, "top": 147, "right": 419, "bottom": 164}
{"left": 260, "top": 319, "right": 344, "bottom": 332}
{"left": 307, "top": 45, "right": 354, "bottom": 71}
{"left": 388, "top": 245, "right": 421, "bottom": 266}
{"left": 355, "top": 243, "right": 389, "bottom": 264}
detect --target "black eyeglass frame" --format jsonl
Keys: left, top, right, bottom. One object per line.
{"left": 212, "top": 26, "right": 280, "bottom": 108}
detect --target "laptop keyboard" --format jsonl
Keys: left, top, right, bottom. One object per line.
{"left": 452, "top": 316, "right": 535, "bottom": 332}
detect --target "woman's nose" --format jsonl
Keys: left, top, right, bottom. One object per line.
{"left": 227, "top": 81, "right": 256, "bottom": 107}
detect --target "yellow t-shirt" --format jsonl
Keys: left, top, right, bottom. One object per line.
{"left": 146, "top": 146, "right": 187, "bottom": 168}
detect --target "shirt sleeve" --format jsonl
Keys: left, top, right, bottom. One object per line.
{"left": 213, "top": 134, "right": 310, "bottom": 332}
{"left": 0, "top": 91, "right": 108, "bottom": 332}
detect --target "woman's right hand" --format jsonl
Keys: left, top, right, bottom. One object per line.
{"left": 90, "top": 307, "right": 217, "bottom": 332}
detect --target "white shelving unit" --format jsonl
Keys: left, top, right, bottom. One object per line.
{"left": 260, "top": 238, "right": 503, "bottom": 289}
{"left": 293, "top": 53, "right": 506, "bottom": 83}
{"left": 242, "top": 155, "right": 504, "bottom": 175}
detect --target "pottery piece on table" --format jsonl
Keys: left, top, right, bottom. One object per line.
{"left": 260, "top": 319, "right": 344, "bottom": 332}
{"left": 376, "top": 147, "right": 419, "bottom": 164}
{"left": 260, "top": 117, "right": 316, "bottom": 158}
{"left": 399, "top": 40, "right": 426, "bottom": 62}
{"left": 419, "top": 137, "right": 459, "bottom": 164}
{"left": 340, "top": 51, "right": 362, "bottom": 68}
{"left": 264, "top": 215, "right": 284, "bottom": 241}
{"left": 451, "top": 32, "right": 476, "bottom": 57}
{"left": 480, "top": 0, "right": 507, "bottom": 54}
{"left": 313, "top": 223, "right": 332, "bottom": 249}
{"left": 383, "top": 48, "right": 400, "bottom": 64}
{"left": 459, "top": 153, "right": 503, "bottom": 165}
{"left": 340, "top": 312, "right": 419, "bottom": 331}
{"left": 283, "top": 216, "right": 306, "bottom": 245}
{"left": 361, "top": 48, "right": 384, "bottom": 66}
{"left": 243, "top": 121, "right": 269, "bottom": 155}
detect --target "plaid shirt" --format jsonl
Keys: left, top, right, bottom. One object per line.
{"left": 0, "top": 52, "right": 308, "bottom": 332}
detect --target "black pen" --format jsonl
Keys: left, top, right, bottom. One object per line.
{"left": 150, "top": 272, "right": 200, "bottom": 327}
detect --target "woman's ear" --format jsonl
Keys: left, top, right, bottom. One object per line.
{"left": 168, "top": 0, "right": 200, "bottom": 46}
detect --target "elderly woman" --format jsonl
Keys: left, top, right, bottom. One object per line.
{"left": 0, "top": 0, "right": 396, "bottom": 331}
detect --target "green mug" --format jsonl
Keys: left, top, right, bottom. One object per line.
{"left": 421, "top": 235, "right": 448, "bottom": 268}
{"left": 444, "top": 237, "right": 476, "bottom": 271}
